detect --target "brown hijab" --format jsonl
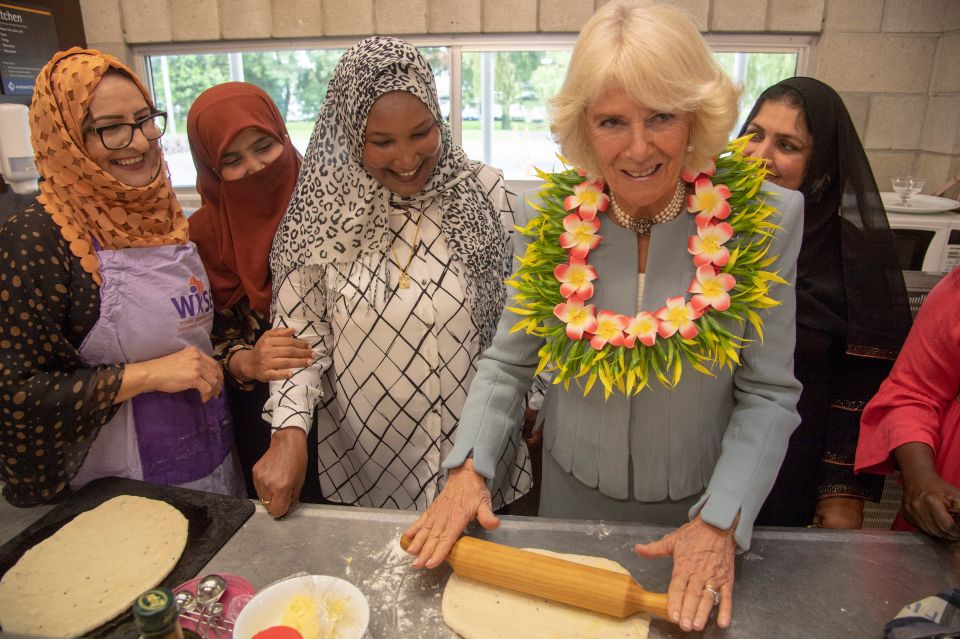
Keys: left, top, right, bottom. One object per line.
{"left": 29, "top": 47, "right": 186, "bottom": 285}
{"left": 187, "top": 82, "right": 301, "bottom": 316}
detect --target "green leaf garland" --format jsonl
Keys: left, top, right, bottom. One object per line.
{"left": 507, "top": 136, "right": 788, "bottom": 398}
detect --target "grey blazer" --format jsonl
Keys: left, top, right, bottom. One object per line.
{"left": 445, "top": 183, "right": 804, "bottom": 549}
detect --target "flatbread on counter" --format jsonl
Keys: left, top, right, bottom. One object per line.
{"left": 442, "top": 548, "right": 651, "bottom": 639}
{"left": 0, "top": 495, "right": 189, "bottom": 637}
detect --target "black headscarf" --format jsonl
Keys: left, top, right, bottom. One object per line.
{"left": 741, "top": 77, "right": 911, "bottom": 359}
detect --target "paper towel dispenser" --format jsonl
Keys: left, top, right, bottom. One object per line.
{"left": 0, "top": 103, "right": 39, "bottom": 195}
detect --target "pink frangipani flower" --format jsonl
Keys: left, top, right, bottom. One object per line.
{"left": 688, "top": 177, "right": 732, "bottom": 227}
{"left": 689, "top": 265, "right": 737, "bottom": 313}
{"left": 563, "top": 179, "right": 609, "bottom": 220}
{"left": 623, "top": 311, "right": 660, "bottom": 347}
{"left": 555, "top": 258, "right": 598, "bottom": 301}
{"left": 589, "top": 310, "right": 628, "bottom": 350}
{"left": 655, "top": 296, "right": 702, "bottom": 339}
{"left": 554, "top": 299, "right": 598, "bottom": 340}
{"left": 559, "top": 213, "right": 602, "bottom": 259}
{"left": 688, "top": 222, "right": 734, "bottom": 267}
{"left": 680, "top": 160, "right": 716, "bottom": 184}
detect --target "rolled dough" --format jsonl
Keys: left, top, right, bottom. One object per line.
{"left": 442, "top": 548, "right": 651, "bottom": 639}
{"left": 0, "top": 495, "right": 189, "bottom": 637}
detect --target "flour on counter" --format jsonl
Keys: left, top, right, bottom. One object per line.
{"left": 372, "top": 536, "right": 410, "bottom": 565}
{"left": 360, "top": 537, "right": 418, "bottom": 634}
{"left": 351, "top": 535, "right": 451, "bottom": 636}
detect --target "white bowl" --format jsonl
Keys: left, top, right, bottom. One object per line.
{"left": 232, "top": 575, "right": 370, "bottom": 639}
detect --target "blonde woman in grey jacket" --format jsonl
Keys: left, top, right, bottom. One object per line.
{"left": 404, "top": 2, "right": 803, "bottom": 633}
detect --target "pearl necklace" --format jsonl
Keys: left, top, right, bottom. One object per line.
{"left": 608, "top": 179, "right": 686, "bottom": 236}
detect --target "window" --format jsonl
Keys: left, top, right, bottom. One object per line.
{"left": 458, "top": 49, "right": 572, "bottom": 179}
{"left": 711, "top": 38, "right": 810, "bottom": 132}
{"left": 138, "top": 35, "right": 808, "bottom": 191}
{"left": 144, "top": 45, "right": 447, "bottom": 189}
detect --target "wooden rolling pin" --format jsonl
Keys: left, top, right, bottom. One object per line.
{"left": 399, "top": 534, "right": 670, "bottom": 620}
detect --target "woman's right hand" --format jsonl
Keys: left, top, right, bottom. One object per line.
{"left": 896, "top": 441, "right": 960, "bottom": 540}
{"left": 232, "top": 327, "right": 314, "bottom": 383}
{"left": 119, "top": 346, "right": 223, "bottom": 403}
{"left": 403, "top": 459, "right": 500, "bottom": 568}
{"left": 634, "top": 515, "right": 737, "bottom": 631}
{"left": 522, "top": 408, "right": 543, "bottom": 448}
{"left": 902, "top": 470, "right": 960, "bottom": 540}
{"left": 252, "top": 427, "right": 308, "bottom": 518}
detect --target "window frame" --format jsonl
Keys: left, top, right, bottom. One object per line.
{"left": 133, "top": 33, "right": 812, "bottom": 201}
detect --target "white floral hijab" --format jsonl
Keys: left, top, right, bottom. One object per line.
{"left": 269, "top": 36, "right": 512, "bottom": 349}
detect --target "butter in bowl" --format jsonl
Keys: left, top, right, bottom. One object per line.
{"left": 233, "top": 575, "right": 369, "bottom": 639}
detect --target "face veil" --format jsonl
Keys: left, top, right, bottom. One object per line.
{"left": 187, "top": 82, "right": 302, "bottom": 316}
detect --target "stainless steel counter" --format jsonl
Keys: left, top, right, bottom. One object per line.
{"left": 2, "top": 499, "right": 958, "bottom": 638}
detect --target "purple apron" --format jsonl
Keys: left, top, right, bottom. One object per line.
{"left": 73, "top": 240, "right": 240, "bottom": 495}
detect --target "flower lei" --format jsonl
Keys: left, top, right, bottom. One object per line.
{"left": 507, "top": 135, "right": 786, "bottom": 398}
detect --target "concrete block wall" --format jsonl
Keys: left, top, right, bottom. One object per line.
{"left": 80, "top": 0, "right": 960, "bottom": 192}
{"left": 820, "top": 0, "right": 960, "bottom": 195}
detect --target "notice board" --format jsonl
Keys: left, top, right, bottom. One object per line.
{"left": 0, "top": 2, "right": 58, "bottom": 96}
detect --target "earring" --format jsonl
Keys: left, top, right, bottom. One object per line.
{"left": 687, "top": 144, "right": 694, "bottom": 152}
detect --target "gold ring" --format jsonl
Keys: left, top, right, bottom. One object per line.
{"left": 703, "top": 584, "right": 721, "bottom": 607}
{"left": 261, "top": 499, "right": 271, "bottom": 506}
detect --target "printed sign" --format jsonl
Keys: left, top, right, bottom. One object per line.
{"left": 0, "top": 2, "right": 58, "bottom": 96}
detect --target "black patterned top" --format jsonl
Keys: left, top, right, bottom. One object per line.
{"left": 0, "top": 203, "right": 123, "bottom": 506}
{"left": 209, "top": 296, "right": 269, "bottom": 391}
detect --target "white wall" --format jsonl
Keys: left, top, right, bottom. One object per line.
{"left": 80, "top": 0, "right": 960, "bottom": 192}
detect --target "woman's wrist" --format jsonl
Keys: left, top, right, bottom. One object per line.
{"left": 895, "top": 442, "right": 938, "bottom": 485}
{"left": 694, "top": 512, "right": 738, "bottom": 535}
{"left": 451, "top": 457, "right": 487, "bottom": 485}
{"left": 224, "top": 344, "right": 255, "bottom": 384}
{"left": 115, "top": 361, "right": 153, "bottom": 403}
{"left": 271, "top": 425, "right": 307, "bottom": 445}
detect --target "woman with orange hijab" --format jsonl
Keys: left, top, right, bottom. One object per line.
{"left": 0, "top": 48, "right": 242, "bottom": 506}
{"left": 187, "top": 82, "right": 316, "bottom": 500}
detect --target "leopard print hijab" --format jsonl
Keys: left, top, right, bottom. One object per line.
{"left": 29, "top": 48, "right": 186, "bottom": 286}
{"left": 269, "top": 36, "right": 511, "bottom": 350}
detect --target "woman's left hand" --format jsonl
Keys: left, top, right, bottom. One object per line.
{"left": 234, "top": 327, "right": 315, "bottom": 383}
{"left": 634, "top": 515, "right": 736, "bottom": 631}
{"left": 813, "top": 496, "right": 864, "bottom": 529}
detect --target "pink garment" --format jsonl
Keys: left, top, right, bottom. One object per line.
{"left": 855, "top": 268, "right": 960, "bottom": 531}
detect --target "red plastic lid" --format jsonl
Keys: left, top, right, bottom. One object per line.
{"left": 252, "top": 626, "right": 304, "bottom": 639}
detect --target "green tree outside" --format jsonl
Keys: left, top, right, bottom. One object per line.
{"left": 150, "top": 53, "right": 230, "bottom": 132}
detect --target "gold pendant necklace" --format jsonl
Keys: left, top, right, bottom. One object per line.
{"left": 391, "top": 201, "right": 426, "bottom": 289}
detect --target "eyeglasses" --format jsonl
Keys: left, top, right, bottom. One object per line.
{"left": 88, "top": 112, "right": 167, "bottom": 150}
